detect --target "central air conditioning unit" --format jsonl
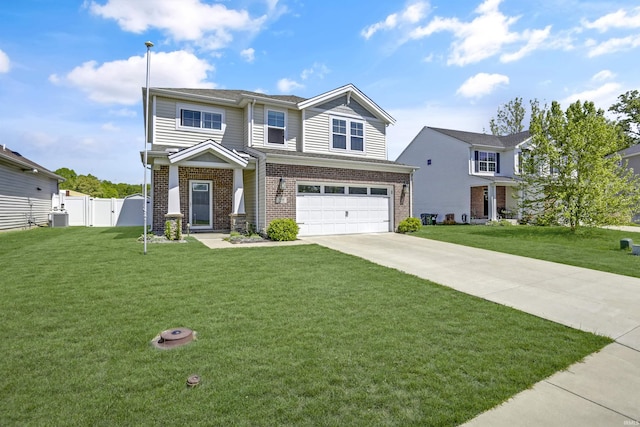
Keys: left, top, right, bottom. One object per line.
{"left": 49, "top": 212, "right": 69, "bottom": 228}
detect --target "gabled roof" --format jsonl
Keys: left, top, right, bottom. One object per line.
{"left": 429, "top": 127, "right": 530, "bottom": 149}
{"left": 297, "top": 84, "right": 395, "bottom": 125}
{"left": 0, "top": 145, "right": 64, "bottom": 181}
{"left": 147, "top": 84, "right": 395, "bottom": 125}
{"left": 168, "top": 139, "right": 249, "bottom": 168}
{"left": 619, "top": 144, "right": 640, "bottom": 158}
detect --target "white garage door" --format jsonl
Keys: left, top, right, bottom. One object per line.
{"left": 296, "top": 184, "right": 391, "bottom": 236}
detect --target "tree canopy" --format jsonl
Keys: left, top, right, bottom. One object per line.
{"left": 609, "top": 89, "right": 640, "bottom": 146}
{"left": 518, "top": 100, "right": 640, "bottom": 230}
{"left": 55, "top": 168, "right": 144, "bottom": 198}
{"left": 489, "top": 97, "right": 527, "bottom": 136}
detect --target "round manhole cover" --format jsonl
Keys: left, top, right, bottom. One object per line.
{"left": 152, "top": 327, "right": 195, "bottom": 349}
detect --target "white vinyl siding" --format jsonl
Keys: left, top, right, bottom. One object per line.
{"left": 153, "top": 97, "right": 244, "bottom": 151}
{"left": 0, "top": 163, "right": 58, "bottom": 230}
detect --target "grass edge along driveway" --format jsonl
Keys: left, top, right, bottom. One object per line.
{"left": 0, "top": 227, "right": 611, "bottom": 426}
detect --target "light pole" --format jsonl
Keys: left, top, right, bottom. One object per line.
{"left": 143, "top": 41, "right": 153, "bottom": 255}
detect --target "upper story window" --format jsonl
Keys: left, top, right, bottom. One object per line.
{"left": 331, "top": 116, "right": 365, "bottom": 153}
{"left": 266, "top": 109, "right": 286, "bottom": 145}
{"left": 474, "top": 150, "right": 500, "bottom": 173}
{"left": 176, "top": 103, "right": 225, "bottom": 133}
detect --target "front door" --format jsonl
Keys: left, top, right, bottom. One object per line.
{"left": 190, "top": 180, "right": 212, "bottom": 229}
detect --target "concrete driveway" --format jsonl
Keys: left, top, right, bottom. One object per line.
{"left": 303, "top": 233, "right": 640, "bottom": 426}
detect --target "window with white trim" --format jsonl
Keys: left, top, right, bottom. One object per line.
{"left": 176, "top": 103, "right": 225, "bottom": 132}
{"left": 266, "top": 109, "right": 286, "bottom": 145}
{"left": 474, "top": 150, "right": 500, "bottom": 173}
{"left": 331, "top": 116, "right": 365, "bottom": 152}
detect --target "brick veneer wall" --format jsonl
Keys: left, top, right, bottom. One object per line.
{"left": 265, "top": 163, "right": 411, "bottom": 231}
{"left": 152, "top": 166, "right": 233, "bottom": 233}
{"left": 470, "top": 185, "right": 507, "bottom": 219}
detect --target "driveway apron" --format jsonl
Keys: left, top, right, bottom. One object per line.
{"left": 303, "top": 233, "right": 640, "bottom": 426}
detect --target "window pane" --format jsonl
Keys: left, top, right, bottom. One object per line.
{"left": 479, "top": 151, "right": 488, "bottom": 161}
{"left": 268, "top": 128, "right": 285, "bottom": 144}
{"left": 324, "top": 186, "right": 345, "bottom": 194}
{"left": 333, "top": 119, "right": 346, "bottom": 134}
{"left": 370, "top": 188, "right": 388, "bottom": 195}
{"left": 487, "top": 152, "right": 496, "bottom": 162}
{"left": 202, "top": 112, "right": 222, "bottom": 130}
{"left": 333, "top": 134, "right": 347, "bottom": 149}
{"left": 351, "top": 122, "right": 363, "bottom": 137}
{"left": 351, "top": 136, "right": 363, "bottom": 151}
{"left": 488, "top": 163, "right": 496, "bottom": 172}
{"left": 349, "top": 187, "right": 367, "bottom": 195}
{"left": 298, "top": 185, "right": 321, "bottom": 194}
{"left": 268, "top": 111, "right": 285, "bottom": 128}
{"left": 182, "top": 110, "right": 200, "bottom": 127}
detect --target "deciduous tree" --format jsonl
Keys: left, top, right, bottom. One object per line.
{"left": 519, "top": 100, "right": 640, "bottom": 230}
{"left": 489, "top": 97, "right": 526, "bottom": 136}
{"left": 609, "top": 90, "right": 640, "bottom": 145}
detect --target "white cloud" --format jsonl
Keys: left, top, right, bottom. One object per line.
{"left": 561, "top": 82, "right": 622, "bottom": 109}
{"left": 51, "top": 50, "right": 215, "bottom": 105}
{"left": 361, "top": 1, "right": 430, "bottom": 39}
{"left": 240, "top": 48, "right": 255, "bottom": 63}
{"left": 300, "top": 63, "right": 330, "bottom": 80}
{"left": 277, "top": 78, "right": 304, "bottom": 93}
{"left": 101, "top": 122, "right": 120, "bottom": 132}
{"left": 582, "top": 7, "right": 640, "bottom": 32}
{"left": 410, "top": 0, "right": 550, "bottom": 66}
{"left": 88, "top": 0, "right": 267, "bottom": 51}
{"left": 586, "top": 34, "right": 640, "bottom": 57}
{"left": 591, "top": 70, "right": 615, "bottom": 82}
{"left": 0, "top": 49, "right": 10, "bottom": 73}
{"left": 109, "top": 108, "right": 137, "bottom": 117}
{"left": 456, "top": 73, "right": 509, "bottom": 98}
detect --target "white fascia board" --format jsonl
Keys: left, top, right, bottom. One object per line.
{"left": 297, "top": 84, "right": 395, "bottom": 125}
{"left": 168, "top": 141, "right": 249, "bottom": 168}
{"left": 264, "top": 152, "right": 417, "bottom": 173}
{"left": 237, "top": 94, "right": 298, "bottom": 108}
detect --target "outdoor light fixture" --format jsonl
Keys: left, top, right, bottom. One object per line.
{"left": 278, "top": 177, "right": 286, "bottom": 191}
{"left": 143, "top": 41, "right": 154, "bottom": 255}
{"left": 22, "top": 168, "right": 38, "bottom": 174}
{"left": 402, "top": 183, "right": 408, "bottom": 195}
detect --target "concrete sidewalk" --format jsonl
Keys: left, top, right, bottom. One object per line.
{"left": 303, "top": 233, "right": 640, "bottom": 426}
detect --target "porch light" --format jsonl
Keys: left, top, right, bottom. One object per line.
{"left": 402, "top": 183, "right": 408, "bottom": 195}
{"left": 278, "top": 177, "right": 286, "bottom": 191}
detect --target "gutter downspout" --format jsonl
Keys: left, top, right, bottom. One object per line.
{"left": 246, "top": 147, "right": 266, "bottom": 232}
{"left": 248, "top": 98, "right": 256, "bottom": 148}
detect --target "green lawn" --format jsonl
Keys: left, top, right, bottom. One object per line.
{"left": 0, "top": 227, "right": 611, "bottom": 426}
{"left": 412, "top": 225, "right": 640, "bottom": 278}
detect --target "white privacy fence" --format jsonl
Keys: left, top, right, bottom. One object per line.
{"left": 52, "top": 194, "right": 149, "bottom": 227}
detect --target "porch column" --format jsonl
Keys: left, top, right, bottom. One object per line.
{"left": 232, "top": 168, "right": 245, "bottom": 214}
{"left": 488, "top": 183, "right": 498, "bottom": 221}
{"left": 167, "top": 164, "right": 181, "bottom": 215}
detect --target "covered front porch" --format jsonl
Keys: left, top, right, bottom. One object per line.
{"left": 147, "top": 140, "right": 255, "bottom": 235}
{"left": 470, "top": 179, "right": 519, "bottom": 223}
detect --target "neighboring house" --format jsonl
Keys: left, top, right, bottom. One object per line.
{"left": 618, "top": 144, "right": 640, "bottom": 223}
{"left": 396, "top": 127, "right": 530, "bottom": 223}
{"left": 0, "top": 145, "right": 64, "bottom": 230}
{"left": 142, "top": 84, "right": 416, "bottom": 236}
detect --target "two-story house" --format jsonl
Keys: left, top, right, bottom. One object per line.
{"left": 396, "top": 127, "right": 531, "bottom": 224}
{"left": 142, "top": 84, "right": 416, "bottom": 236}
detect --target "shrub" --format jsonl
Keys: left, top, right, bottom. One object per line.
{"left": 266, "top": 218, "right": 300, "bottom": 241}
{"left": 397, "top": 217, "right": 422, "bottom": 233}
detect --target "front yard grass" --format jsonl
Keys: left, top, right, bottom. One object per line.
{"left": 413, "top": 225, "right": 640, "bottom": 278}
{"left": 0, "top": 227, "right": 611, "bottom": 425}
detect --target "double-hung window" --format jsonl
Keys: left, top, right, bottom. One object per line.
{"left": 177, "top": 103, "right": 224, "bottom": 132}
{"left": 474, "top": 150, "right": 500, "bottom": 173}
{"left": 267, "top": 110, "right": 286, "bottom": 145}
{"left": 331, "top": 116, "right": 365, "bottom": 152}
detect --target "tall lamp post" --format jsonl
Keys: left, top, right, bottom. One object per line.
{"left": 143, "top": 41, "right": 153, "bottom": 255}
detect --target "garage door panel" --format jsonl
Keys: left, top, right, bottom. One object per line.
{"left": 297, "top": 194, "right": 390, "bottom": 236}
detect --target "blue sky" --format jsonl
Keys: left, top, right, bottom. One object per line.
{"left": 1, "top": 0, "right": 639, "bottom": 184}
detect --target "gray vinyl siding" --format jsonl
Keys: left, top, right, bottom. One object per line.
{"left": 243, "top": 169, "right": 256, "bottom": 228}
{"left": 0, "top": 163, "right": 58, "bottom": 230}
{"left": 250, "top": 104, "right": 300, "bottom": 151}
{"left": 303, "top": 106, "right": 387, "bottom": 160}
{"left": 154, "top": 97, "right": 244, "bottom": 151}
{"left": 316, "top": 96, "right": 376, "bottom": 119}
